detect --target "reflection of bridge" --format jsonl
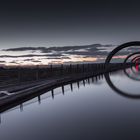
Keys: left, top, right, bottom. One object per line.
{"left": 0, "top": 65, "right": 139, "bottom": 124}
{"left": 1, "top": 76, "right": 103, "bottom": 111}
{"left": 1, "top": 41, "right": 140, "bottom": 116}
{"left": 0, "top": 63, "right": 132, "bottom": 109}
{"left": 0, "top": 74, "right": 105, "bottom": 123}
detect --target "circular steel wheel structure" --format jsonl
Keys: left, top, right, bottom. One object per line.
{"left": 105, "top": 41, "right": 140, "bottom": 99}
{"left": 123, "top": 52, "right": 140, "bottom": 81}
{"left": 105, "top": 41, "right": 140, "bottom": 65}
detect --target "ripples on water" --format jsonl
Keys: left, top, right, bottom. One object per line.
{"left": 1, "top": 68, "right": 140, "bottom": 140}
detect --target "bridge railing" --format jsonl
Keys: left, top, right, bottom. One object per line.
{"left": 0, "top": 63, "right": 132, "bottom": 83}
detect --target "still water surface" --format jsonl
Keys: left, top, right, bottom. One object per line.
{"left": 0, "top": 70, "right": 140, "bottom": 140}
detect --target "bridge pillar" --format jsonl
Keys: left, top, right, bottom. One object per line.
{"left": 62, "top": 85, "right": 65, "bottom": 94}
{"left": 38, "top": 95, "right": 41, "bottom": 104}
{"left": 77, "top": 81, "right": 80, "bottom": 88}
{"left": 20, "top": 104, "right": 23, "bottom": 112}
{"left": 51, "top": 89, "right": 54, "bottom": 99}
{"left": 70, "top": 83, "right": 73, "bottom": 91}
{"left": 83, "top": 79, "right": 85, "bottom": 86}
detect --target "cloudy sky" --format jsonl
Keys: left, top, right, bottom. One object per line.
{"left": 0, "top": 0, "right": 140, "bottom": 65}
{"left": 0, "top": 44, "right": 115, "bottom": 65}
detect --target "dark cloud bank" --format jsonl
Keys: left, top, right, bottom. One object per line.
{"left": 2, "top": 44, "right": 114, "bottom": 58}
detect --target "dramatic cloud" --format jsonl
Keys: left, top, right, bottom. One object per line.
{"left": 3, "top": 47, "right": 46, "bottom": 52}
{"left": 3, "top": 44, "right": 113, "bottom": 52}
{"left": 1, "top": 43, "right": 133, "bottom": 65}
{"left": 2, "top": 44, "right": 114, "bottom": 57}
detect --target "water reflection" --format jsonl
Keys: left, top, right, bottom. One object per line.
{"left": 2, "top": 66, "right": 140, "bottom": 116}
{"left": 0, "top": 74, "right": 104, "bottom": 123}
{"left": 105, "top": 66, "right": 140, "bottom": 99}
{"left": 105, "top": 72, "right": 140, "bottom": 99}
{"left": 1, "top": 69, "right": 140, "bottom": 140}
{"left": 1, "top": 65, "right": 140, "bottom": 117}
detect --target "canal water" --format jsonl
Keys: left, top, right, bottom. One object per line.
{"left": 0, "top": 69, "right": 140, "bottom": 140}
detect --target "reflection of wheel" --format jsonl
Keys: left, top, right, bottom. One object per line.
{"left": 105, "top": 41, "right": 140, "bottom": 99}
{"left": 104, "top": 72, "right": 140, "bottom": 99}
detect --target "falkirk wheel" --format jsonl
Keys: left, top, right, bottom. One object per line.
{"left": 105, "top": 41, "right": 140, "bottom": 99}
